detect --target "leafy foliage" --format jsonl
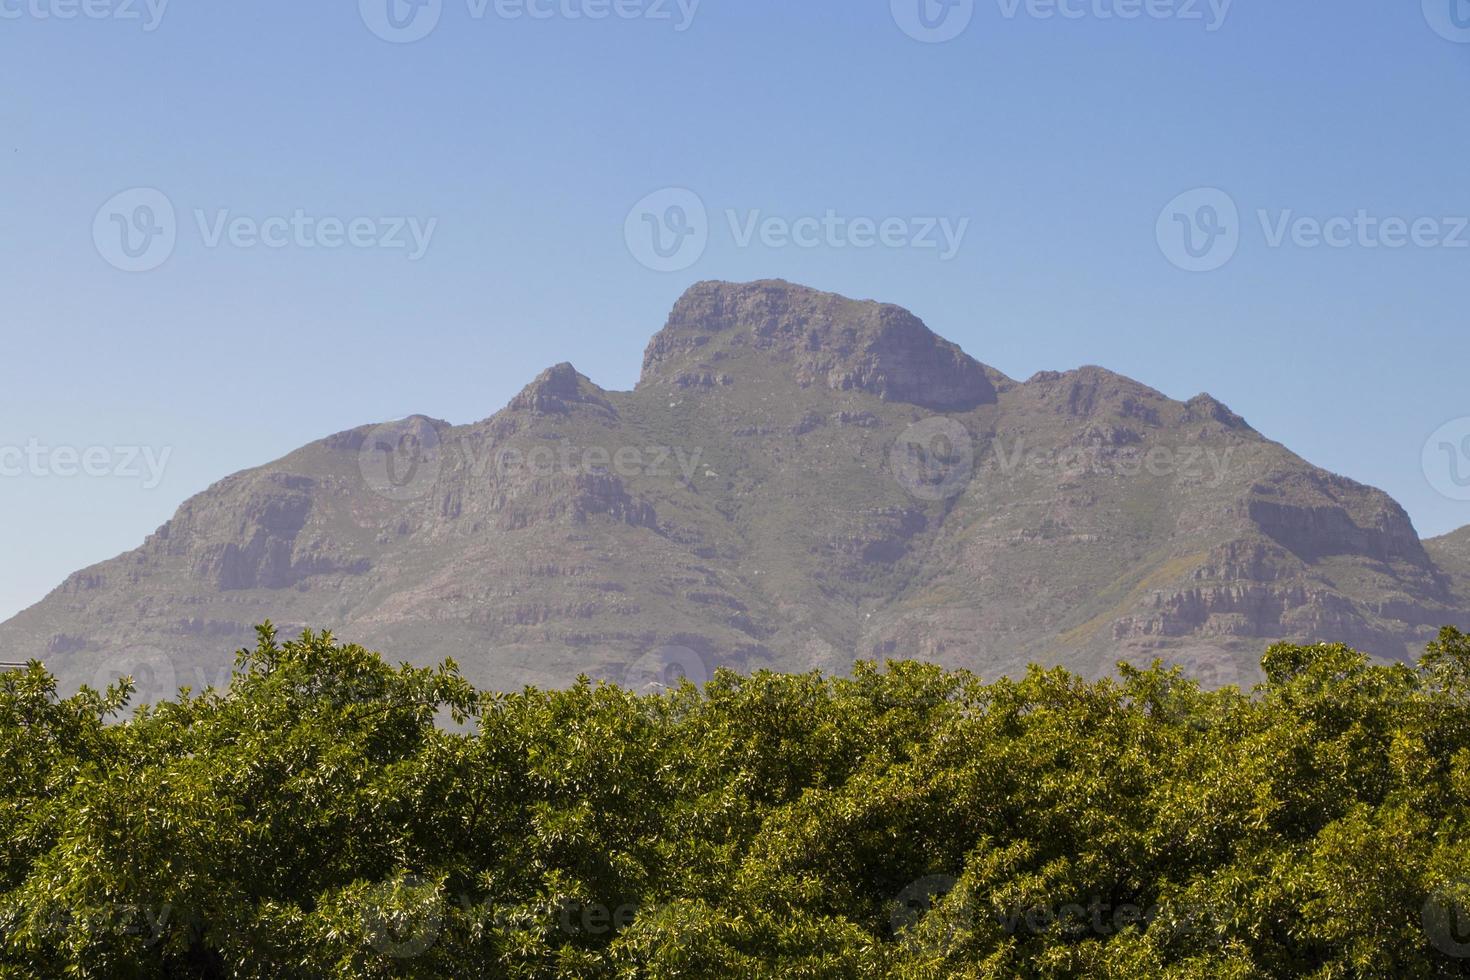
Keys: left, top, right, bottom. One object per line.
{"left": 4, "top": 625, "right": 1470, "bottom": 977}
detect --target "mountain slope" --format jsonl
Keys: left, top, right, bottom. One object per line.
{"left": 3, "top": 280, "right": 1464, "bottom": 697}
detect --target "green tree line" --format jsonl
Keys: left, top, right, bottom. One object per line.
{"left": 4, "top": 625, "right": 1470, "bottom": 977}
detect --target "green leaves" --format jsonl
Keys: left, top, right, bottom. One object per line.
{"left": 4, "top": 629, "right": 1470, "bottom": 976}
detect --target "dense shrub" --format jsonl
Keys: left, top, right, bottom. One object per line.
{"left": 4, "top": 624, "right": 1470, "bottom": 977}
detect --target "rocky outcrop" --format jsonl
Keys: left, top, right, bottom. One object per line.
{"left": 509, "top": 363, "right": 617, "bottom": 418}
{"left": 640, "top": 280, "right": 996, "bottom": 410}
{"left": 1184, "top": 393, "right": 1251, "bottom": 430}
{"left": 1020, "top": 366, "right": 1167, "bottom": 425}
{"left": 1245, "top": 471, "right": 1434, "bottom": 568}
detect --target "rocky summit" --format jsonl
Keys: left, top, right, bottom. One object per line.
{"left": 4, "top": 280, "right": 1466, "bottom": 699}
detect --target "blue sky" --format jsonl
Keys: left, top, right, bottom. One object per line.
{"left": 1, "top": 0, "right": 1468, "bottom": 621}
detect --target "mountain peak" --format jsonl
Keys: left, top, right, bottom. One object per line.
{"left": 1185, "top": 393, "right": 1252, "bottom": 431}
{"left": 639, "top": 280, "right": 996, "bottom": 411}
{"left": 507, "top": 363, "right": 614, "bottom": 417}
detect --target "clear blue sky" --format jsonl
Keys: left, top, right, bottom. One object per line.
{"left": 2, "top": 0, "right": 1468, "bottom": 622}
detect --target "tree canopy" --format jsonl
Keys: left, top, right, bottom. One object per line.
{"left": 4, "top": 625, "right": 1470, "bottom": 977}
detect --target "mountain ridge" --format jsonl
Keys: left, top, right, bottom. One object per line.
{"left": 4, "top": 279, "right": 1465, "bottom": 699}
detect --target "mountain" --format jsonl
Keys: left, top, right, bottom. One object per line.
{"left": 3, "top": 280, "right": 1465, "bottom": 698}
{"left": 1427, "top": 525, "right": 1470, "bottom": 601}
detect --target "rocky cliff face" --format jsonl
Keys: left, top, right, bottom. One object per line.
{"left": 3, "top": 280, "right": 1465, "bottom": 698}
